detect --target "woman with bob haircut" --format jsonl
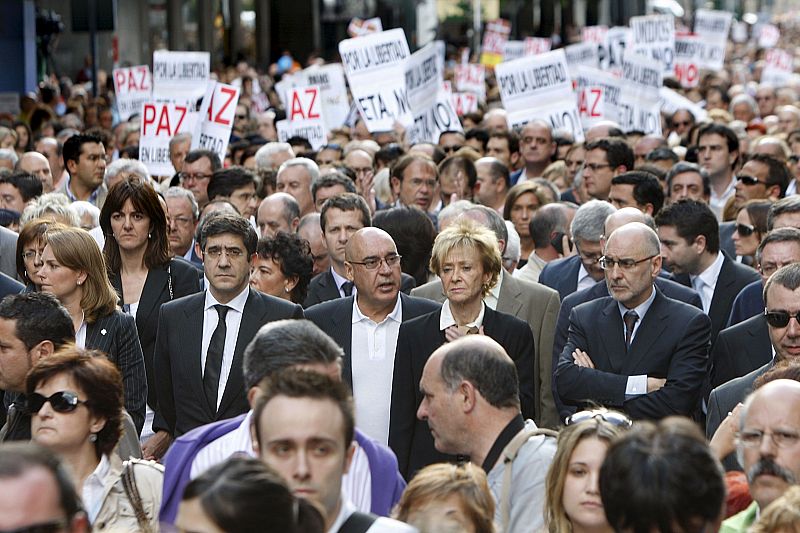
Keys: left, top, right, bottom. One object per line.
{"left": 542, "top": 409, "right": 631, "bottom": 533}
{"left": 27, "top": 348, "right": 163, "bottom": 532}
{"left": 177, "top": 455, "right": 325, "bottom": 533}
{"left": 503, "top": 181, "right": 552, "bottom": 267}
{"left": 390, "top": 218, "right": 536, "bottom": 478}
{"left": 99, "top": 178, "right": 200, "bottom": 444}
{"left": 250, "top": 231, "right": 313, "bottom": 305}
{"left": 393, "top": 462, "right": 495, "bottom": 533}
{"left": 16, "top": 218, "right": 56, "bottom": 291}
{"left": 38, "top": 223, "right": 147, "bottom": 434}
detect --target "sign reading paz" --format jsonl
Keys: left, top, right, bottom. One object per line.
{"left": 276, "top": 85, "right": 328, "bottom": 150}
{"left": 113, "top": 65, "right": 152, "bottom": 121}
{"left": 139, "top": 102, "right": 197, "bottom": 176}
{"left": 191, "top": 81, "right": 240, "bottom": 163}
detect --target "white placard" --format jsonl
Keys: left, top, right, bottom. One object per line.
{"left": 565, "top": 42, "right": 599, "bottom": 68}
{"left": 630, "top": 14, "right": 675, "bottom": 75}
{"left": 582, "top": 25, "right": 608, "bottom": 44}
{"left": 674, "top": 33, "right": 702, "bottom": 88}
{"left": 152, "top": 51, "right": 210, "bottom": 102}
{"left": 758, "top": 24, "right": 780, "bottom": 48}
{"left": 454, "top": 64, "right": 486, "bottom": 102}
{"left": 693, "top": 10, "right": 731, "bottom": 70}
{"left": 618, "top": 52, "right": 662, "bottom": 134}
{"left": 506, "top": 99, "right": 585, "bottom": 143}
{"left": 598, "top": 26, "right": 631, "bottom": 74}
{"left": 573, "top": 65, "right": 622, "bottom": 127}
{"left": 0, "top": 93, "right": 20, "bottom": 116}
{"left": 276, "top": 120, "right": 327, "bottom": 150}
{"left": 732, "top": 21, "right": 748, "bottom": 43}
{"left": 524, "top": 37, "right": 552, "bottom": 55}
{"left": 296, "top": 64, "right": 350, "bottom": 131}
{"left": 405, "top": 43, "right": 462, "bottom": 144}
{"left": 139, "top": 102, "right": 197, "bottom": 176}
{"left": 339, "top": 28, "right": 412, "bottom": 132}
{"left": 191, "top": 82, "right": 240, "bottom": 163}
{"left": 278, "top": 85, "right": 327, "bottom": 150}
{"left": 347, "top": 17, "right": 383, "bottom": 37}
{"left": 503, "top": 41, "right": 526, "bottom": 62}
{"left": 113, "top": 65, "right": 152, "bottom": 121}
{"left": 658, "top": 87, "right": 708, "bottom": 122}
{"left": 762, "top": 49, "right": 793, "bottom": 86}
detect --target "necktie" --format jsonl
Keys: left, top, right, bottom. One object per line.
{"left": 624, "top": 310, "right": 639, "bottom": 347}
{"left": 203, "top": 305, "right": 229, "bottom": 413}
{"left": 342, "top": 281, "right": 354, "bottom": 297}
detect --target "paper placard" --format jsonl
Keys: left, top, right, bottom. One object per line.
{"left": 565, "top": 42, "right": 599, "bottom": 68}
{"left": 480, "top": 19, "right": 511, "bottom": 66}
{"left": 630, "top": 14, "right": 675, "bottom": 75}
{"left": 573, "top": 65, "right": 622, "bottom": 127}
{"left": 451, "top": 92, "right": 479, "bottom": 115}
{"left": 598, "top": 27, "right": 631, "bottom": 74}
{"left": 693, "top": 10, "right": 731, "bottom": 70}
{"left": 762, "top": 49, "right": 793, "bottom": 86}
{"left": 191, "top": 82, "right": 240, "bottom": 163}
{"left": 758, "top": 24, "right": 780, "bottom": 48}
{"left": 139, "top": 102, "right": 197, "bottom": 176}
{"left": 658, "top": 87, "right": 708, "bottom": 122}
{"left": 405, "top": 43, "right": 462, "bottom": 144}
{"left": 502, "top": 41, "right": 526, "bottom": 62}
{"left": 618, "top": 52, "right": 662, "bottom": 134}
{"left": 152, "top": 51, "right": 210, "bottom": 102}
{"left": 674, "top": 33, "right": 702, "bottom": 88}
{"left": 524, "top": 37, "right": 552, "bottom": 55}
{"left": 347, "top": 17, "right": 383, "bottom": 38}
{"left": 582, "top": 26, "right": 608, "bottom": 44}
{"left": 454, "top": 64, "right": 486, "bottom": 102}
{"left": 113, "top": 65, "right": 152, "bottom": 121}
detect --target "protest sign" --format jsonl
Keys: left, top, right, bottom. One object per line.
{"left": 732, "top": 21, "right": 748, "bottom": 43}
{"left": 598, "top": 26, "right": 631, "bottom": 74}
{"left": 113, "top": 65, "right": 152, "bottom": 121}
{"left": 405, "top": 43, "right": 462, "bottom": 144}
{"left": 503, "top": 41, "right": 527, "bottom": 62}
{"left": 674, "top": 33, "right": 702, "bottom": 88}
{"left": 191, "top": 82, "right": 240, "bottom": 163}
{"left": 0, "top": 93, "right": 20, "bottom": 116}
{"left": 480, "top": 19, "right": 511, "bottom": 66}
{"left": 565, "top": 42, "right": 599, "bottom": 68}
{"left": 339, "top": 28, "right": 412, "bottom": 132}
{"left": 152, "top": 51, "right": 210, "bottom": 102}
{"left": 658, "top": 87, "right": 708, "bottom": 123}
{"left": 454, "top": 64, "right": 486, "bottom": 102}
{"left": 296, "top": 64, "right": 350, "bottom": 130}
{"left": 630, "top": 14, "right": 675, "bottom": 75}
{"left": 524, "top": 37, "right": 551, "bottom": 55}
{"left": 139, "top": 102, "right": 197, "bottom": 176}
{"left": 618, "top": 52, "right": 662, "bottom": 135}
{"left": 573, "top": 65, "right": 622, "bottom": 128}
{"left": 582, "top": 25, "right": 608, "bottom": 44}
{"left": 347, "top": 17, "right": 383, "bottom": 38}
{"left": 693, "top": 9, "right": 731, "bottom": 70}
{"left": 758, "top": 24, "right": 780, "bottom": 48}
{"left": 762, "top": 49, "right": 793, "bottom": 86}
{"left": 451, "top": 92, "right": 479, "bottom": 115}
{"left": 496, "top": 49, "right": 583, "bottom": 141}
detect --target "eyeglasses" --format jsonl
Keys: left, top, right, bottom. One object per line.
{"left": 26, "top": 391, "right": 88, "bottom": 415}
{"left": 735, "top": 223, "right": 755, "bottom": 237}
{"left": 737, "top": 175, "right": 769, "bottom": 187}
{"left": 21, "top": 249, "right": 45, "bottom": 261}
{"left": 565, "top": 409, "right": 633, "bottom": 428}
{"left": 599, "top": 255, "right": 657, "bottom": 271}
{"left": 204, "top": 246, "right": 245, "bottom": 259}
{"left": 583, "top": 163, "right": 612, "bottom": 172}
{"left": 179, "top": 172, "right": 213, "bottom": 183}
{"left": 442, "top": 145, "right": 463, "bottom": 154}
{"left": 764, "top": 309, "right": 800, "bottom": 328}
{"left": 790, "top": 155, "right": 800, "bottom": 164}
{"left": 168, "top": 216, "right": 194, "bottom": 228}
{"left": 347, "top": 254, "right": 402, "bottom": 270}
{"left": 0, "top": 518, "right": 70, "bottom": 533}
{"left": 737, "top": 429, "right": 800, "bottom": 448}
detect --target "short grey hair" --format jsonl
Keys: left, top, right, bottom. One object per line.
{"left": 438, "top": 200, "right": 474, "bottom": 229}
{"left": 0, "top": 149, "right": 19, "bottom": 167}
{"left": 571, "top": 200, "right": 616, "bottom": 243}
{"left": 169, "top": 132, "right": 192, "bottom": 150}
{"left": 20, "top": 192, "right": 80, "bottom": 227}
{"left": 464, "top": 204, "right": 508, "bottom": 247}
{"left": 164, "top": 186, "right": 200, "bottom": 220}
{"left": 255, "top": 142, "right": 293, "bottom": 171}
{"left": 503, "top": 220, "right": 521, "bottom": 265}
{"left": 104, "top": 158, "right": 151, "bottom": 184}
{"left": 71, "top": 201, "right": 100, "bottom": 228}
{"left": 277, "top": 157, "right": 320, "bottom": 184}
{"left": 730, "top": 93, "right": 758, "bottom": 115}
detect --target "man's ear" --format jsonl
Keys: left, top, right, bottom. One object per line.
{"left": 29, "top": 340, "right": 56, "bottom": 366}
{"left": 460, "top": 380, "right": 477, "bottom": 413}
{"left": 693, "top": 234, "right": 708, "bottom": 253}
{"left": 390, "top": 176, "right": 401, "bottom": 196}
{"left": 767, "top": 184, "right": 781, "bottom": 201}
{"left": 194, "top": 241, "right": 204, "bottom": 261}
{"left": 246, "top": 386, "right": 262, "bottom": 409}
{"left": 65, "top": 159, "right": 78, "bottom": 175}
{"left": 250, "top": 420, "right": 260, "bottom": 456}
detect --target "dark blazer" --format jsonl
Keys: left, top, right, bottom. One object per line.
{"left": 304, "top": 293, "right": 441, "bottom": 385}
{"left": 538, "top": 255, "right": 582, "bottom": 301}
{"left": 707, "top": 313, "right": 772, "bottom": 395}
{"left": 719, "top": 221, "right": 737, "bottom": 259}
{"left": 0, "top": 272, "right": 24, "bottom": 300}
{"left": 671, "top": 254, "right": 761, "bottom": 343}
{"left": 555, "top": 289, "right": 711, "bottom": 420}
{"left": 303, "top": 269, "right": 416, "bottom": 308}
{"left": 389, "top": 306, "right": 536, "bottom": 479}
{"left": 153, "top": 288, "right": 304, "bottom": 437}
{"left": 727, "top": 280, "right": 763, "bottom": 328}
{"left": 110, "top": 259, "right": 201, "bottom": 411}
{"left": 86, "top": 310, "right": 148, "bottom": 434}
{"left": 552, "top": 278, "right": 703, "bottom": 420}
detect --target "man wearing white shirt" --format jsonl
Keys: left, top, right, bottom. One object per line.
{"left": 696, "top": 123, "right": 739, "bottom": 220}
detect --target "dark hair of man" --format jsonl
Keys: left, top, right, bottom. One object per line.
{"left": 310, "top": 172, "right": 357, "bottom": 203}
{"left": 612, "top": 171, "right": 665, "bottom": 215}
{"left": 645, "top": 147, "right": 679, "bottom": 165}
{"left": 530, "top": 204, "right": 567, "bottom": 248}
{"left": 184, "top": 149, "right": 222, "bottom": 172}
{"left": 745, "top": 153, "right": 791, "bottom": 198}
{"left": 756, "top": 227, "right": 800, "bottom": 266}
{"left": 390, "top": 154, "right": 439, "bottom": 184}
{"left": 764, "top": 262, "right": 800, "bottom": 307}
{"left": 697, "top": 122, "right": 739, "bottom": 157}
{"left": 255, "top": 233, "right": 313, "bottom": 304}
{"left": 252, "top": 369, "right": 355, "bottom": 449}
{"left": 198, "top": 211, "right": 258, "bottom": 255}
{"left": 637, "top": 164, "right": 667, "bottom": 183}
{"left": 584, "top": 138, "right": 634, "bottom": 171}
{"left": 465, "top": 128, "right": 489, "bottom": 151}
{"left": 704, "top": 85, "right": 730, "bottom": 106}
{"left": 207, "top": 166, "right": 258, "bottom": 202}
{"left": 83, "top": 127, "right": 112, "bottom": 150}
{"left": 490, "top": 131, "right": 520, "bottom": 155}
{"left": 372, "top": 206, "right": 435, "bottom": 287}
{"left": 286, "top": 136, "right": 313, "bottom": 151}
{"left": 0, "top": 442, "right": 85, "bottom": 522}
{"left": 319, "top": 192, "right": 371, "bottom": 233}
{"left": 439, "top": 155, "right": 478, "bottom": 190}
{"left": 0, "top": 171, "right": 42, "bottom": 202}
{"left": 182, "top": 455, "right": 325, "bottom": 533}
{"left": 654, "top": 199, "right": 720, "bottom": 254}
{"left": 768, "top": 196, "right": 800, "bottom": 230}
{"left": 666, "top": 162, "right": 711, "bottom": 197}
{"left": 242, "top": 319, "right": 343, "bottom": 391}
{"left": 100, "top": 178, "right": 170, "bottom": 271}
{"left": 0, "top": 292, "right": 74, "bottom": 350}
{"left": 375, "top": 143, "right": 406, "bottom": 169}
{"left": 439, "top": 338, "right": 520, "bottom": 410}
{"left": 465, "top": 204, "right": 508, "bottom": 246}
{"left": 479, "top": 158, "right": 511, "bottom": 189}
{"left": 600, "top": 417, "right": 725, "bottom": 533}
{"left": 62, "top": 133, "right": 103, "bottom": 167}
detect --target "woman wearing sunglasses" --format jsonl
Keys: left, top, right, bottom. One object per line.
{"left": 27, "top": 348, "right": 163, "bottom": 532}
{"left": 732, "top": 199, "right": 771, "bottom": 266}
{"left": 542, "top": 409, "right": 631, "bottom": 533}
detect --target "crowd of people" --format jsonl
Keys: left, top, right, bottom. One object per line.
{"left": 3, "top": 13, "right": 800, "bottom": 533}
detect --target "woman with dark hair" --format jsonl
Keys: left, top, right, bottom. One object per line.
{"left": 99, "top": 179, "right": 200, "bottom": 443}
{"left": 732, "top": 199, "right": 772, "bottom": 266}
{"left": 27, "top": 348, "right": 163, "bottom": 532}
{"left": 373, "top": 206, "right": 436, "bottom": 287}
{"left": 16, "top": 218, "right": 55, "bottom": 291}
{"left": 177, "top": 455, "right": 325, "bottom": 533}
{"left": 38, "top": 224, "right": 147, "bottom": 434}
{"left": 250, "top": 231, "right": 313, "bottom": 304}
{"left": 13, "top": 120, "right": 33, "bottom": 154}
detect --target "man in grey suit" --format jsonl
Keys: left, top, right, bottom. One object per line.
{"left": 707, "top": 262, "right": 800, "bottom": 468}
{"left": 305, "top": 228, "right": 439, "bottom": 444}
{"left": 0, "top": 225, "right": 17, "bottom": 280}
{"left": 411, "top": 204, "right": 561, "bottom": 428}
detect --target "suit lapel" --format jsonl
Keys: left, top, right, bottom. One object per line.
{"left": 85, "top": 314, "right": 113, "bottom": 355}
{"left": 136, "top": 267, "right": 169, "bottom": 334}
{"left": 496, "top": 274, "right": 522, "bottom": 317}
{"left": 708, "top": 256, "right": 735, "bottom": 329}
{"left": 332, "top": 298, "right": 354, "bottom": 385}
{"left": 322, "top": 271, "right": 341, "bottom": 301}
{"left": 597, "top": 299, "right": 627, "bottom": 373}
{"left": 624, "top": 292, "right": 670, "bottom": 372}
{"left": 183, "top": 295, "right": 210, "bottom": 417}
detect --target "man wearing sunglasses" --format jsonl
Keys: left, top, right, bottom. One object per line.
{"left": 733, "top": 154, "right": 790, "bottom": 211}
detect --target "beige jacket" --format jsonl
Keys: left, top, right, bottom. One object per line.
{"left": 92, "top": 454, "right": 163, "bottom": 532}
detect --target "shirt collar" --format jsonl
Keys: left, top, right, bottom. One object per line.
{"left": 85, "top": 453, "right": 110, "bottom": 489}
{"left": 65, "top": 176, "right": 101, "bottom": 204}
{"left": 182, "top": 239, "right": 196, "bottom": 261}
{"left": 577, "top": 262, "right": 592, "bottom": 283}
{"left": 617, "top": 283, "right": 657, "bottom": 318}
{"left": 204, "top": 285, "right": 250, "bottom": 313}
{"left": 481, "top": 414, "right": 526, "bottom": 472}
{"left": 352, "top": 293, "right": 402, "bottom": 325}
{"left": 330, "top": 267, "right": 350, "bottom": 291}
{"left": 489, "top": 269, "right": 504, "bottom": 300}
{"left": 440, "top": 300, "right": 486, "bottom": 331}
{"left": 690, "top": 252, "right": 724, "bottom": 290}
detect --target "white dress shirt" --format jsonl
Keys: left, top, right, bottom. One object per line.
{"left": 351, "top": 296, "right": 402, "bottom": 445}
{"left": 440, "top": 300, "right": 486, "bottom": 330}
{"left": 616, "top": 286, "right": 657, "bottom": 396}
{"left": 483, "top": 268, "right": 505, "bottom": 310}
{"left": 331, "top": 267, "right": 356, "bottom": 298}
{"left": 82, "top": 454, "right": 110, "bottom": 522}
{"left": 201, "top": 286, "right": 250, "bottom": 410}
{"left": 709, "top": 177, "right": 736, "bottom": 220}
{"left": 577, "top": 263, "right": 596, "bottom": 292}
{"left": 690, "top": 252, "right": 724, "bottom": 314}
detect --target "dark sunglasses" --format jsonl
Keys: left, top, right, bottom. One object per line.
{"left": 765, "top": 309, "right": 800, "bottom": 328}
{"left": 735, "top": 223, "right": 755, "bottom": 237}
{"left": 26, "top": 391, "right": 87, "bottom": 415}
{"left": 0, "top": 519, "right": 69, "bottom": 533}
{"left": 737, "top": 175, "right": 769, "bottom": 187}
{"left": 565, "top": 409, "right": 632, "bottom": 428}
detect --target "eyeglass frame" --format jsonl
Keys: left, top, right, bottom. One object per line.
{"left": 735, "top": 223, "right": 756, "bottom": 237}
{"left": 736, "top": 428, "right": 800, "bottom": 449}
{"left": 25, "top": 391, "right": 88, "bottom": 415}
{"left": 764, "top": 308, "right": 800, "bottom": 328}
{"left": 347, "top": 253, "right": 402, "bottom": 270}
{"left": 736, "top": 174, "right": 770, "bottom": 187}
{"left": 179, "top": 172, "right": 213, "bottom": 183}
{"left": 599, "top": 255, "right": 658, "bottom": 271}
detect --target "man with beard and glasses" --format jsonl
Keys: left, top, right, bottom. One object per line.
{"left": 720, "top": 379, "right": 800, "bottom": 532}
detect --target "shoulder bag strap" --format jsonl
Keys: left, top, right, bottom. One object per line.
{"left": 121, "top": 460, "right": 153, "bottom": 533}
{"left": 339, "top": 511, "right": 378, "bottom": 533}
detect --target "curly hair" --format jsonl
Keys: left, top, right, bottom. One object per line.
{"left": 255, "top": 232, "right": 314, "bottom": 304}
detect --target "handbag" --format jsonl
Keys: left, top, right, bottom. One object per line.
{"left": 121, "top": 460, "right": 154, "bottom": 533}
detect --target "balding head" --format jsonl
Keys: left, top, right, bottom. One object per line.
{"left": 257, "top": 192, "right": 300, "bottom": 237}
{"left": 17, "top": 152, "right": 53, "bottom": 193}
{"left": 604, "top": 207, "right": 656, "bottom": 237}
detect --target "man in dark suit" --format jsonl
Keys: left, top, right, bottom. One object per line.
{"left": 165, "top": 186, "right": 203, "bottom": 268}
{"left": 152, "top": 213, "right": 303, "bottom": 450}
{"left": 305, "top": 228, "right": 439, "bottom": 445}
{"left": 707, "top": 313, "right": 772, "bottom": 395}
{"left": 0, "top": 272, "right": 23, "bottom": 300}
{"left": 656, "top": 200, "right": 760, "bottom": 343}
{"left": 539, "top": 199, "right": 617, "bottom": 301}
{"left": 556, "top": 223, "right": 711, "bottom": 419}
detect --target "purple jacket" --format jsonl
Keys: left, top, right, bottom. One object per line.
{"left": 159, "top": 414, "right": 406, "bottom": 523}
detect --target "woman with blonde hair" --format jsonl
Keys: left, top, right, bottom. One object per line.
{"left": 38, "top": 224, "right": 147, "bottom": 434}
{"left": 393, "top": 463, "right": 495, "bottom": 533}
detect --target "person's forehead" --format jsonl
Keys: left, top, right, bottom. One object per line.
{"left": 698, "top": 133, "right": 726, "bottom": 146}
{"left": 404, "top": 160, "right": 435, "bottom": 177}
{"left": 0, "top": 317, "right": 21, "bottom": 342}
{"left": 80, "top": 141, "right": 104, "bottom": 155}
{"left": 673, "top": 172, "right": 703, "bottom": 185}
{"left": 326, "top": 208, "right": 363, "bottom": 226}
{"left": 773, "top": 211, "right": 800, "bottom": 229}
{"left": 0, "top": 467, "right": 64, "bottom": 529}
{"left": 166, "top": 196, "right": 192, "bottom": 211}
{"left": 353, "top": 231, "right": 395, "bottom": 255}
{"left": 767, "top": 283, "right": 800, "bottom": 308}
{"left": 742, "top": 159, "right": 769, "bottom": 176}
{"left": 318, "top": 184, "right": 346, "bottom": 196}
{"left": 206, "top": 232, "right": 246, "bottom": 248}
{"left": 762, "top": 241, "right": 800, "bottom": 262}
{"left": 185, "top": 157, "right": 212, "bottom": 171}
{"left": 487, "top": 137, "right": 508, "bottom": 149}
{"left": 279, "top": 165, "right": 310, "bottom": 182}
{"left": 586, "top": 148, "right": 608, "bottom": 161}
{"left": 259, "top": 395, "right": 346, "bottom": 439}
